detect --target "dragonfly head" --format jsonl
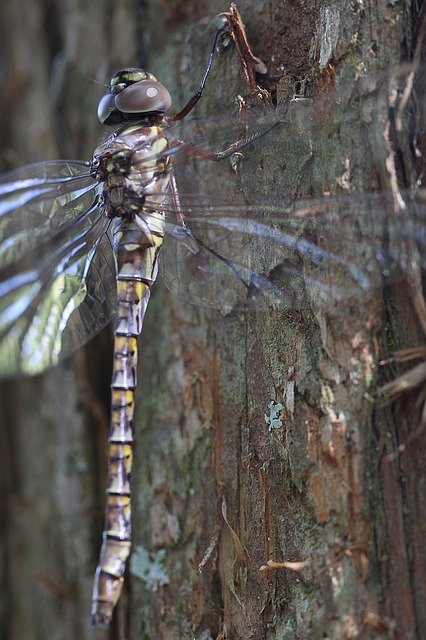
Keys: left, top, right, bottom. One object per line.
{"left": 98, "top": 68, "right": 172, "bottom": 126}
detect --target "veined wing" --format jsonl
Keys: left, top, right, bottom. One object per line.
{"left": 0, "top": 160, "right": 116, "bottom": 377}
{"left": 127, "top": 101, "right": 293, "bottom": 188}
{"left": 153, "top": 190, "right": 425, "bottom": 314}
{"left": 0, "top": 159, "right": 96, "bottom": 268}
{"left": 122, "top": 89, "right": 423, "bottom": 313}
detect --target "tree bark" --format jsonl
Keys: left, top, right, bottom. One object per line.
{"left": 0, "top": 2, "right": 424, "bottom": 640}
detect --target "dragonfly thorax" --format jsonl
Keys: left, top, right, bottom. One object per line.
{"left": 94, "top": 123, "right": 171, "bottom": 221}
{"left": 94, "top": 150, "right": 133, "bottom": 180}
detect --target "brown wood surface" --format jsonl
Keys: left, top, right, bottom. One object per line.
{"left": 0, "top": 2, "right": 424, "bottom": 639}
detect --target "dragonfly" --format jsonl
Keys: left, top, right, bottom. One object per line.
{"left": 0, "top": 18, "right": 425, "bottom": 629}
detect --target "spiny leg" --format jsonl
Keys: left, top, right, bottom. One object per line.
{"left": 168, "top": 117, "right": 281, "bottom": 163}
{"left": 167, "top": 18, "right": 228, "bottom": 122}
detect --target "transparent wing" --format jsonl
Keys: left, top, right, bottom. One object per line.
{"left": 0, "top": 213, "right": 116, "bottom": 377}
{"left": 0, "top": 160, "right": 117, "bottom": 377}
{"left": 0, "top": 159, "right": 96, "bottom": 268}
{"left": 123, "top": 89, "right": 423, "bottom": 314}
{"left": 154, "top": 190, "right": 425, "bottom": 314}
{"left": 127, "top": 101, "right": 293, "bottom": 195}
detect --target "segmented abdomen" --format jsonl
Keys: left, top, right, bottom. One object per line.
{"left": 91, "top": 216, "right": 164, "bottom": 625}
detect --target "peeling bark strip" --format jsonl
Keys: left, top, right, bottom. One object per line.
{"left": 225, "top": 3, "right": 267, "bottom": 91}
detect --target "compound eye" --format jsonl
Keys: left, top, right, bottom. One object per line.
{"left": 97, "top": 93, "right": 116, "bottom": 124}
{"left": 114, "top": 80, "right": 172, "bottom": 113}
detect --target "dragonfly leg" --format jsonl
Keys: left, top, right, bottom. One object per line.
{"left": 169, "top": 169, "right": 253, "bottom": 290}
{"left": 170, "top": 171, "right": 186, "bottom": 226}
{"left": 167, "top": 20, "right": 227, "bottom": 122}
{"left": 169, "top": 119, "right": 281, "bottom": 163}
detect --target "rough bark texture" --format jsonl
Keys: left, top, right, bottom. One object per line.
{"left": 0, "top": 2, "right": 424, "bottom": 640}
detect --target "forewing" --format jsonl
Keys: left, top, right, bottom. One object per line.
{"left": 0, "top": 159, "right": 96, "bottom": 268}
{"left": 0, "top": 194, "right": 117, "bottom": 377}
{"left": 131, "top": 103, "right": 291, "bottom": 196}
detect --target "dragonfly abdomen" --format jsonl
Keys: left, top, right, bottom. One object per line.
{"left": 91, "top": 220, "right": 164, "bottom": 625}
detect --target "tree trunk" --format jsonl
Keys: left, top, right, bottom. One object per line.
{"left": 0, "top": 2, "right": 424, "bottom": 640}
